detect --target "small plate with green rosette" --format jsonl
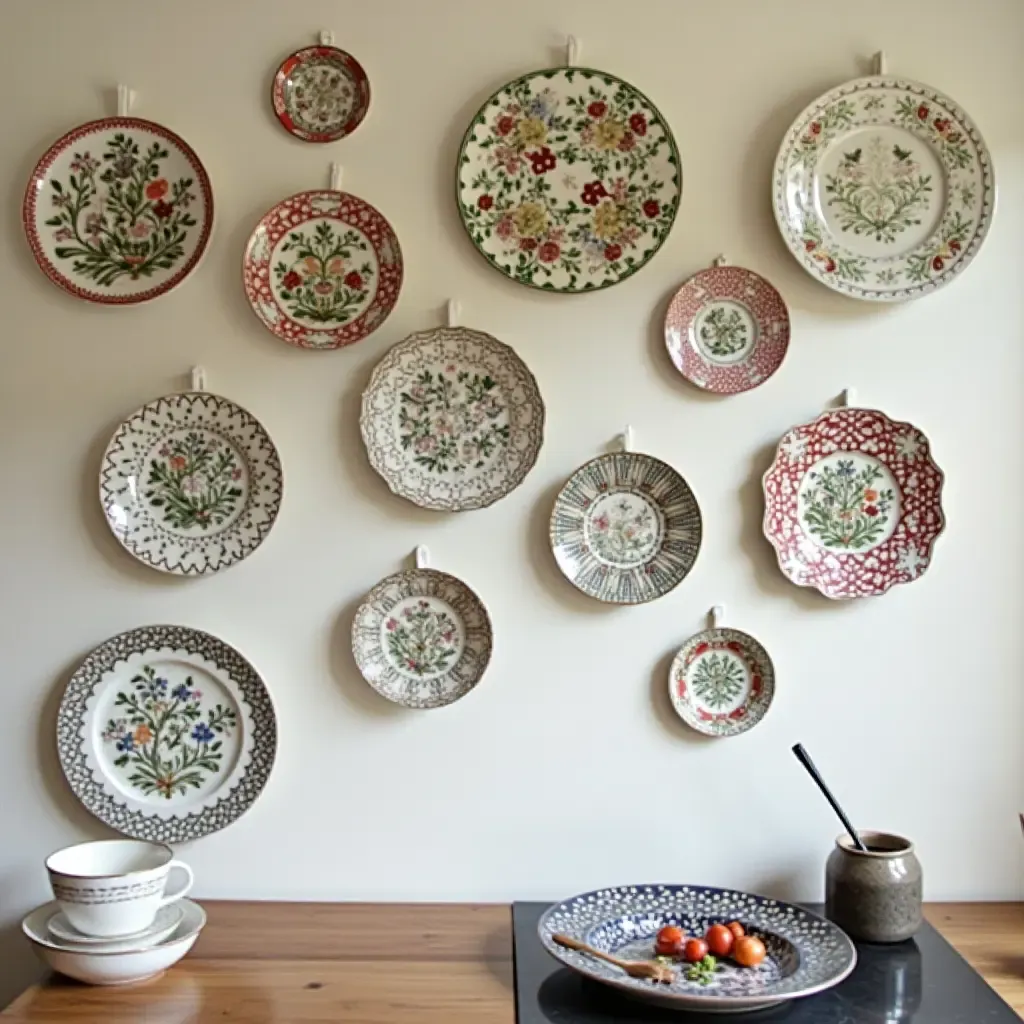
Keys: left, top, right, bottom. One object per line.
{"left": 57, "top": 625, "right": 276, "bottom": 843}
{"left": 100, "top": 391, "right": 282, "bottom": 576}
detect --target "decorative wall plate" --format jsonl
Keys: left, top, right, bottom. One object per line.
{"left": 272, "top": 45, "right": 371, "bottom": 143}
{"left": 550, "top": 453, "right": 701, "bottom": 604}
{"left": 361, "top": 327, "right": 544, "bottom": 511}
{"left": 457, "top": 67, "right": 680, "bottom": 292}
{"left": 24, "top": 117, "right": 213, "bottom": 304}
{"left": 665, "top": 264, "right": 789, "bottom": 394}
{"left": 57, "top": 625, "right": 277, "bottom": 843}
{"left": 669, "top": 627, "right": 775, "bottom": 737}
{"left": 539, "top": 884, "right": 856, "bottom": 1014}
{"left": 243, "top": 190, "right": 403, "bottom": 349}
{"left": 763, "top": 408, "right": 945, "bottom": 599}
{"left": 352, "top": 569, "right": 493, "bottom": 709}
{"left": 773, "top": 76, "right": 994, "bottom": 301}
{"left": 100, "top": 392, "right": 282, "bottom": 576}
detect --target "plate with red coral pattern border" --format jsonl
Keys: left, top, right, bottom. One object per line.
{"left": 762, "top": 407, "right": 945, "bottom": 599}
{"left": 23, "top": 117, "right": 213, "bottom": 304}
{"left": 665, "top": 263, "right": 790, "bottom": 394}
{"left": 242, "top": 190, "right": 403, "bottom": 350}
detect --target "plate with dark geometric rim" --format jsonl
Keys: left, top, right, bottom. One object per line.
{"left": 538, "top": 884, "right": 856, "bottom": 1013}
{"left": 57, "top": 625, "right": 277, "bottom": 844}
{"left": 550, "top": 453, "right": 701, "bottom": 604}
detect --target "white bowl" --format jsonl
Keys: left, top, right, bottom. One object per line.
{"left": 22, "top": 898, "right": 205, "bottom": 985}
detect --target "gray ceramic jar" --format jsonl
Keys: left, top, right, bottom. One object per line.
{"left": 825, "top": 831, "right": 922, "bottom": 943}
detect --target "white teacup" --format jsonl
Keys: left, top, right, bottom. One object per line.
{"left": 46, "top": 839, "right": 194, "bottom": 938}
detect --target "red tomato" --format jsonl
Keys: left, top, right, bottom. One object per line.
{"left": 726, "top": 921, "right": 745, "bottom": 939}
{"left": 654, "top": 925, "right": 685, "bottom": 957}
{"left": 733, "top": 935, "right": 767, "bottom": 968}
{"left": 683, "top": 938, "right": 709, "bottom": 963}
{"left": 705, "top": 924, "right": 734, "bottom": 957}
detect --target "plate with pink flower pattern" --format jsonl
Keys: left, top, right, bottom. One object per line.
{"left": 352, "top": 569, "right": 493, "bottom": 709}
{"left": 762, "top": 408, "right": 945, "bottom": 599}
{"left": 669, "top": 627, "right": 775, "bottom": 738}
{"left": 457, "top": 67, "right": 680, "bottom": 292}
{"left": 100, "top": 391, "right": 283, "bottom": 576}
{"left": 24, "top": 117, "right": 213, "bottom": 304}
{"left": 57, "top": 624, "right": 276, "bottom": 843}
{"left": 243, "top": 190, "right": 403, "bottom": 349}
{"left": 665, "top": 263, "right": 790, "bottom": 394}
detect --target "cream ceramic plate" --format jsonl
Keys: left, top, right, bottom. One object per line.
{"left": 58, "top": 625, "right": 277, "bottom": 843}
{"left": 773, "top": 76, "right": 994, "bottom": 301}
{"left": 361, "top": 327, "right": 545, "bottom": 511}
{"left": 352, "top": 569, "right": 493, "bottom": 709}
{"left": 272, "top": 45, "right": 371, "bottom": 142}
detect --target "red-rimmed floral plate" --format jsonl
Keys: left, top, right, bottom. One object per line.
{"left": 272, "top": 45, "right": 371, "bottom": 143}
{"left": 763, "top": 408, "right": 945, "bottom": 599}
{"left": 665, "top": 265, "right": 790, "bottom": 394}
{"left": 243, "top": 190, "right": 403, "bottom": 350}
{"left": 457, "top": 67, "right": 680, "bottom": 292}
{"left": 669, "top": 627, "right": 775, "bottom": 737}
{"left": 24, "top": 117, "right": 213, "bottom": 304}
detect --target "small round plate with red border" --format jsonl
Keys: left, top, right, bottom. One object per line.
{"left": 763, "top": 408, "right": 945, "bottom": 599}
{"left": 272, "top": 45, "right": 371, "bottom": 143}
{"left": 669, "top": 627, "right": 775, "bottom": 737}
{"left": 665, "top": 264, "right": 790, "bottom": 394}
{"left": 243, "top": 190, "right": 403, "bottom": 350}
{"left": 23, "top": 117, "right": 213, "bottom": 304}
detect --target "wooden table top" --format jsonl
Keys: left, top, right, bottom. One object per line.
{"left": 2, "top": 901, "right": 1021, "bottom": 1022}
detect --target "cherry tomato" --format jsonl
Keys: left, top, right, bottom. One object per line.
{"left": 726, "top": 921, "right": 745, "bottom": 939}
{"left": 683, "top": 938, "right": 709, "bottom": 963}
{"left": 733, "top": 935, "right": 767, "bottom": 968}
{"left": 705, "top": 923, "right": 734, "bottom": 957}
{"left": 654, "top": 925, "right": 685, "bottom": 957}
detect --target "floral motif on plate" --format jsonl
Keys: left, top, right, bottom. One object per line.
{"left": 352, "top": 569, "right": 492, "bottom": 709}
{"left": 272, "top": 45, "right": 371, "bottom": 143}
{"left": 763, "top": 408, "right": 945, "bottom": 598}
{"left": 57, "top": 625, "right": 276, "bottom": 843}
{"left": 361, "top": 327, "right": 544, "bottom": 511}
{"left": 243, "top": 190, "right": 403, "bottom": 349}
{"left": 457, "top": 67, "right": 680, "bottom": 292}
{"left": 669, "top": 628, "right": 775, "bottom": 737}
{"left": 100, "top": 392, "right": 282, "bottom": 576}
{"left": 550, "top": 453, "right": 701, "bottom": 604}
{"left": 665, "top": 265, "right": 790, "bottom": 394}
{"left": 773, "top": 77, "right": 994, "bottom": 301}
{"left": 23, "top": 117, "right": 213, "bottom": 304}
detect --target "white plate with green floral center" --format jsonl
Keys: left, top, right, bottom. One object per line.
{"left": 352, "top": 569, "right": 493, "bottom": 709}
{"left": 23, "top": 117, "right": 213, "bottom": 304}
{"left": 550, "top": 453, "right": 702, "bottom": 604}
{"left": 669, "top": 628, "right": 775, "bottom": 737}
{"left": 763, "top": 408, "right": 945, "bottom": 599}
{"left": 57, "top": 625, "right": 277, "bottom": 843}
{"left": 243, "top": 190, "right": 403, "bottom": 349}
{"left": 361, "top": 327, "right": 545, "bottom": 511}
{"left": 100, "top": 392, "right": 283, "bottom": 576}
{"left": 773, "top": 76, "right": 994, "bottom": 301}
{"left": 457, "top": 67, "right": 680, "bottom": 292}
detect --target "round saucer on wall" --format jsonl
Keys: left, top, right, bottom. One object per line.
{"left": 665, "top": 264, "right": 790, "bottom": 394}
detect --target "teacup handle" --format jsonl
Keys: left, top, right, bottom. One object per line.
{"left": 158, "top": 860, "right": 194, "bottom": 906}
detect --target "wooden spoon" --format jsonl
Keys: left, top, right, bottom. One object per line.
{"left": 553, "top": 933, "right": 676, "bottom": 984}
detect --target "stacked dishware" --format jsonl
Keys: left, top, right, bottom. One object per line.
{"left": 21, "top": 839, "right": 205, "bottom": 985}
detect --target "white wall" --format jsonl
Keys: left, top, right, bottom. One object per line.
{"left": 1, "top": 0, "right": 1022, "bottom": 1003}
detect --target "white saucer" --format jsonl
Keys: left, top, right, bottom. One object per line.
{"left": 47, "top": 903, "right": 184, "bottom": 949}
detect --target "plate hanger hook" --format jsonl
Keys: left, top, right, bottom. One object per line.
{"left": 873, "top": 50, "right": 887, "bottom": 75}
{"left": 415, "top": 545, "right": 430, "bottom": 570}
{"left": 447, "top": 299, "right": 460, "bottom": 328}
{"left": 709, "top": 604, "right": 725, "bottom": 630}
{"left": 620, "top": 424, "right": 633, "bottom": 452}
{"left": 712, "top": 254, "right": 727, "bottom": 267}
{"left": 320, "top": 30, "right": 334, "bottom": 46}
{"left": 329, "top": 162, "right": 342, "bottom": 191}
{"left": 116, "top": 84, "right": 134, "bottom": 117}
{"left": 566, "top": 35, "right": 580, "bottom": 66}
{"left": 191, "top": 366, "right": 206, "bottom": 392}
{"left": 841, "top": 387, "right": 856, "bottom": 408}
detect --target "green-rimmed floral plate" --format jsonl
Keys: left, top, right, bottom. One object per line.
{"left": 57, "top": 625, "right": 276, "bottom": 843}
{"left": 352, "top": 569, "right": 493, "bottom": 709}
{"left": 550, "top": 452, "right": 701, "bottom": 604}
{"left": 457, "top": 67, "right": 680, "bottom": 292}
{"left": 773, "top": 76, "right": 994, "bottom": 301}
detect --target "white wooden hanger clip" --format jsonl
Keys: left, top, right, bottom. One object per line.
{"left": 329, "top": 162, "right": 343, "bottom": 191}
{"left": 191, "top": 366, "right": 207, "bottom": 392}
{"left": 873, "top": 51, "right": 888, "bottom": 75}
{"left": 415, "top": 545, "right": 430, "bottom": 569}
{"left": 566, "top": 35, "right": 580, "bottom": 66}
{"left": 116, "top": 84, "right": 134, "bottom": 117}
{"left": 320, "top": 30, "right": 334, "bottom": 47}
{"left": 447, "top": 299, "right": 460, "bottom": 328}
{"left": 710, "top": 604, "right": 725, "bottom": 630}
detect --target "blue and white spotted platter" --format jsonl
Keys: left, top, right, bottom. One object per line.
{"left": 538, "top": 884, "right": 856, "bottom": 1013}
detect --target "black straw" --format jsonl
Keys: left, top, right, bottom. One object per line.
{"left": 792, "top": 744, "right": 868, "bottom": 852}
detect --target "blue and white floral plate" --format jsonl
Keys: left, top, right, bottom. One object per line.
{"left": 539, "top": 884, "right": 856, "bottom": 1013}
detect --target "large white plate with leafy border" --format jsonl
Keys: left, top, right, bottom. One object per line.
{"left": 361, "top": 326, "right": 545, "bottom": 511}
{"left": 457, "top": 66, "right": 680, "bottom": 292}
{"left": 773, "top": 76, "right": 994, "bottom": 301}
{"left": 57, "top": 625, "right": 277, "bottom": 843}
{"left": 100, "top": 391, "right": 282, "bottom": 576}
{"left": 352, "top": 569, "right": 493, "bottom": 709}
